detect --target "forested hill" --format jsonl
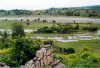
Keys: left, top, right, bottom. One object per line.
{"left": 49, "top": 5, "right": 100, "bottom": 10}
{"left": 78, "top": 5, "right": 100, "bottom": 9}
{"left": 0, "top": 5, "right": 100, "bottom": 17}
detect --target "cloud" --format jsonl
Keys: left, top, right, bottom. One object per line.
{"left": 0, "top": 0, "right": 100, "bottom": 10}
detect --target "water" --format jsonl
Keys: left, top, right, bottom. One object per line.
{"left": 57, "top": 40, "right": 78, "bottom": 42}
{"left": 0, "top": 29, "right": 34, "bottom": 34}
{"left": 96, "top": 30, "right": 100, "bottom": 34}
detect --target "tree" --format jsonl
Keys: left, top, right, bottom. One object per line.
{"left": 12, "top": 22, "right": 25, "bottom": 37}
{"left": 12, "top": 37, "right": 40, "bottom": 66}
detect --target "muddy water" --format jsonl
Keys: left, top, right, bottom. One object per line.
{"left": 0, "top": 17, "right": 100, "bottom": 24}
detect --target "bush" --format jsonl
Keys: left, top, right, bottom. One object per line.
{"left": 59, "top": 47, "right": 75, "bottom": 54}
{"left": 44, "top": 40, "right": 53, "bottom": 45}
{"left": 54, "top": 49, "right": 99, "bottom": 67}
{"left": 83, "top": 26, "right": 98, "bottom": 31}
{"left": 12, "top": 37, "right": 41, "bottom": 66}
{"left": 12, "top": 22, "right": 25, "bottom": 37}
{"left": 37, "top": 26, "right": 53, "bottom": 33}
{"left": 37, "top": 24, "right": 78, "bottom": 34}
{"left": 0, "top": 31, "right": 13, "bottom": 49}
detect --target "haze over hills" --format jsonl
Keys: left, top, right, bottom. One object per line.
{"left": 49, "top": 5, "right": 100, "bottom": 10}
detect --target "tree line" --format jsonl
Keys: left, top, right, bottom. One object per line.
{"left": 0, "top": 8, "right": 100, "bottom": 17}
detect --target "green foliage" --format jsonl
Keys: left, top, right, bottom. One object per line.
{"left": 54, "top": 48, "right": 100, "bottom": 67}
{"left": 37, "top": 24, "right": 79, "bottom": 34}
{"left": 0, "top": 9, "right": 33, "bottom": 15}
{"left": 0, "top": 8, "right": 100, "bottom": 17}
{"left": 44, "top": 40, "right": 53, "bottom": 45}
{"left": 12, "top": 37, "right": 41, "bottom": 66}
{"left": 12, "top": 22, "right": 25, "bottom": 37}
{"left": 82, "top": 26, "right": 98, "bottom": 31}
{"left": 38, "top": 26, "right": 53, "bottom": 33}
{"left": 0, "top": 31, "right": 13, "bottom": 49}
{"left": 58, "top": 47, "right": 75, "bottom": 54}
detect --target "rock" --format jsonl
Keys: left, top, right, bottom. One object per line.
{"left": 51, "top": 64, "right": 65, "bottom": 68}
{"left": 47, "top": 56, "right": 52, "bottom": 65}
{"left": 35, "top": 61, "right": 40, "bottom": 68}
{"left": 40, "top": 59, "right": 44, "bottom": 67}
{"left": 50, "top": 60, "right": 60, "bottom": 67}
{"left": 20, "top": 45, "right": 55, "bottom": 68}
{"left": 36, "top": 50, "right": 43, "bottom": 60}
{"left": 20, "top": 60, "right": 35, "bottom": 68}
{"left": 41, "top": 48, "right": 46, "bottom": 56}
{"left": 40, "top": 45, "right": 45, "bottom": 48}
{"left": 42, "top": 56, "right": 47, "bottom": 65}
{"left": 46, "top": 49, "right": 51, "bottom": 56}
{"left": 45, "top": 45, "right": 51, "bottom": 49}
{"left": 0, "top": 63, "right": 9, "bottom": 68}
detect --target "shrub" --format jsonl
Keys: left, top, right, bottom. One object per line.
{"left": 12, "top": 37, "right": 40, "bottom": 66}
{"left": 59, "top": 47, "right": 75, "bottom": 54}
{"left": 82, "top": 26, "right": 98, "bottom": 31}
{"left": 37, "top": 24, "right": 77, "bottom": 34}
{"left": 54, "top": 50, "right": 99, "bottom": 67}
{"left": 44, "top": 40, "right": 53, "bottom": 45}
{"left": 37, "top": 26, "right": 53, "bottom": 33}
{"left": 67, "top": 48, "right": 75, "bottom": 54}
{"left": 0, "top": 31, "right": 12, "bottom": 49}
{"left": 12, "top": 22, "right": 25, "bottom": 37}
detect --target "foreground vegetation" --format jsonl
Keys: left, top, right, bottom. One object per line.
{"left": 0, "top": 20, "right": 100, "bottom": 67}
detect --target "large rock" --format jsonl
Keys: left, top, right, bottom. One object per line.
{"left": 52, "top": 64, "right": 65, "bottom": 68}
{"left": 46, "top": 49, "right": 52, "bottom": 56}
{"left": 0, "top": 63, "right": 9, "bottom": 68}
{"left": 20, "top": 60, "right": 35, "bottom": 68}
{"left": 35, "top": 60, "right": 40, "bottom": 68}
{"left": 36, "top": 50, "right": 43, "bottom": 60}
{"left": 41, "top": 48, "right": 46, "bottom": 56}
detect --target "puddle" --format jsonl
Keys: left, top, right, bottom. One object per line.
{"left": 57, "top": 40, "right": 78, "bottom": 42}
{"left": 0, "top": 29, "right": 35, "bottom": 33}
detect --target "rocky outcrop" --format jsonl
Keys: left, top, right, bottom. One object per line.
{"left": 20, "top": 45, "right": 65, "bottom": 68}
{"left": 0, "top": 63, "right": 9, "bottom": 68}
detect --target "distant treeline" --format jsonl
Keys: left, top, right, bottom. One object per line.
{"left": 0, "top": 8, "right": 100, "bottom": 17}
{"left": 0, "top": 9, "right": 33, "bottom": 15}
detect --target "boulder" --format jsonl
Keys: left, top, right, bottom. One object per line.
{"left": 35, "top": 60, "right": 40, "bottom": 68}
{"left": 36, "top": 50, "right": 43, "bottom": 60}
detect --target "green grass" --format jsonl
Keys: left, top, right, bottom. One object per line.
{"left": 55, "top": 40, "right": 100, "bottom": 53}
{"left": 0, "top": 20, "right": 100, "bottom": 30}
{"left": 0, "top": 20, "right": 54, "bottom": 30}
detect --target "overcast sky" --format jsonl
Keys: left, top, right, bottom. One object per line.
{"left": 0, "top": 0, "right": 100, "bottom": 10}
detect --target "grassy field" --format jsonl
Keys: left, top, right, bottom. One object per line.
{"left": 0, "top": 20, "right": 54, "bottom": 29}
{"left": 0, "top": 20, "right": 100, "bottom": 29}
{"left": 54, "top": 40, "right": 100, "bottom": 54}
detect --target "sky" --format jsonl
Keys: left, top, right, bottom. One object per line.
{"left": 0, "top": 0, "right": 100, "bottom": 10}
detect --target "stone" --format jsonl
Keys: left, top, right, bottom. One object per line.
{"left": 0, "top": 63, "right": 9, "bottom": 68}
{"left": 47, "top": 56, "right": 51, "bottom": 65}
{"left": 51, "top": 64, "right": 65, "bottom": 68}
{"left": 42, "top": 56, "right": 47, "bottom": 65}
{"left": 36, "top": 50, "right": 43, "bottom": 60}
{"left": 40, "top": 45, "right": 45, "bottom": 48}
{"left": 50, "top": 60, "right": 60, "bottom": 67}
{"left": 41, "top": 48, "right": 46, "bottom": 56}
{"left": 45, "top": 45, "right": 51, "bottom": 49}
{"left": 40, "top": 59, "right": 44, "bottom": 67}
{"left": 35, "top": 60, "right": 40, "bottom": 68}
{"left": 19, "top": 45, "right": 54, "bottom": 68}
{"left": 46, "top": 49, "right": 51, "bottom": 56}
